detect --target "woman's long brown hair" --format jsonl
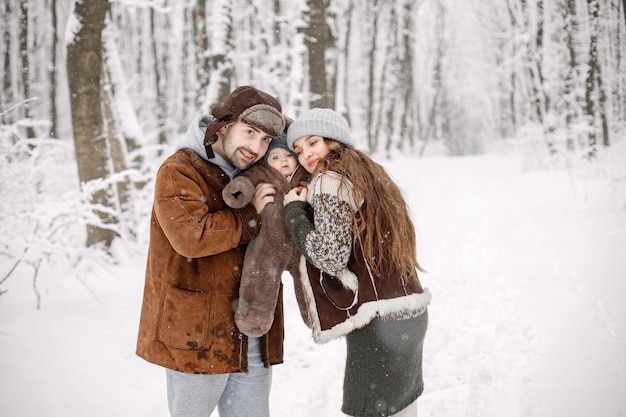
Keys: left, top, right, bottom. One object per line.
{"left": 316, "top": 140, "right": 424, "bottom": 279}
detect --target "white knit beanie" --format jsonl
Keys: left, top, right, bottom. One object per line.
{"left": 286, "top": 108, "right": 354, "bottom": 151}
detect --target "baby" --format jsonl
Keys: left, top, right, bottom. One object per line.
{"left": 265, "top": 139, "right": 299, "bottom": 180}
{"left": 222, "top": 134, "right": 310, "bottom": 337}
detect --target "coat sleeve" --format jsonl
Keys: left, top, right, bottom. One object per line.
{"left": 154, "top": 160, "right": 260, "bottom": 259}
{"left": 285, "top": 172, "right": 357, "bottom": 276}
{"left": 222, "top": 176, "right": 256, "bottom": 208}
{"left": 221, "top": 163, "right": 275, "bottom": 208}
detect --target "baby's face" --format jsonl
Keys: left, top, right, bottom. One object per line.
{"left": 267, "top": 148, "right": 298, "bottom": 178}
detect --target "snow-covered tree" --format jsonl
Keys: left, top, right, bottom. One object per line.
{"left": 1, "top": 0, "right": 624, "bottom": 276}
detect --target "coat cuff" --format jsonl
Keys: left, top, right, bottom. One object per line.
{"left": 234, "top": 204, "right": 261, "bottom": 245}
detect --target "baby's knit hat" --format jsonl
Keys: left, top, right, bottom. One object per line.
{"left": 286, "top": 108, "right": 354, "bottom": 151}
{"left": 204, "top": 86, "right": 285, "bottom": 149}
{"left": 264, "top": 134, "right": 297, "bottom": 163}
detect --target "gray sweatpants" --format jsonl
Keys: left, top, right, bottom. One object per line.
{"left": 166, "top": 337, "right": 272, "bottom": 417}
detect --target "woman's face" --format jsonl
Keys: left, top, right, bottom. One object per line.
{"left": 293, "top": 135, "right": 331, "bottom": 174}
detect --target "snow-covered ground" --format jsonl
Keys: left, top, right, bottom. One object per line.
{"left": 1, "top": 144, "right": 625, "bottom": 417}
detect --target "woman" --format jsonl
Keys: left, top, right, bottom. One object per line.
{"left": 283, "top": 108, "right": 431, "bottom": 417}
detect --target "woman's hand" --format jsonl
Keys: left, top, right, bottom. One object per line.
{"left": 284, "top": 185, "right": 308, "bottom": 206}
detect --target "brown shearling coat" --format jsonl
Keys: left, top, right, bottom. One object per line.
{"left": 136, "top": 149, "right": 284, "bottom": 374}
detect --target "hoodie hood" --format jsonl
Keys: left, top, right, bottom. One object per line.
{"left": 176, "top": 114, "right": 212, "bottom": 159}
{"left": 176, "top": 114, "right": 240, "bottom": 179}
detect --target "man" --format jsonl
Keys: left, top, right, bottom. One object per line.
{"left": 136, "top": 86, "right": 285, "bottom": 417}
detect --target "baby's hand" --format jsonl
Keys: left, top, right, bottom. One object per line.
{"left": 284, "top": 185, "right": 308, "bottom": 206}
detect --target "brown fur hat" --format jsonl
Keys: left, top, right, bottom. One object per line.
{"left": 204, "top": 86, "right": 285, "bottom": 147}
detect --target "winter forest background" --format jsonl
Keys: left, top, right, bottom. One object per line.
{"left": 1, "top": 1, "right": 626, "bottom": 415}
{"left": 1, "top": 0, "right": 625, "bottom": 286}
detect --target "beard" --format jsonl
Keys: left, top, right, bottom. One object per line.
{"left": 220, "top": 138, "right": 261, "bottom": 170}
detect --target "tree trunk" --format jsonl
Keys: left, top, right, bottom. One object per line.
{"left": 506, "top": 0, "right": 519, "bottom": 134}
{"left": 49, "top": 0, "right": 58, "bottom": 138}
{"left": 340, "top": 0, "right": 353, "bottom": 126}
{"left": 67, "top": 0, "right": 117, "bottom": 248}
{"left": 101, "top": 24, "right": 143, "bottom": 211}
{"left": 559, "top": 0, "right": 579, "bottom": 150}
{"left": 614, "top": 0, "right": 625, "bottom": 122}
{"left": 400, "top": 0, "right": 417, "bottom": 151}
{"left": 521, "top": 0, "right": 546, "bottom": 126}
{"left": 193, "top": 0, "right": 210, "bottom": 110}
{"left": 1, "top": 1, "right": 13, "bottom": 124}
{"left": 19, "top": 0, "right": 35, "bottom": 138}
{"left": 585, "top": 0, "right": 600, "bottom": 156}
{"left": 365, "top": 1, "right": 380, "bottom": 150}
{"left": 150, "top": 7, "right": 167, "bottom": 144}
{"left": 206, "top": 0, "right": 233, "bottom": 110}
{"left": 101, "top": 67, "right": 127, "bottom": 210}
{"left": 535, "top": 0, "right": 556, "bottom": 153}
{"left": 378, "top": 4, "right": 401, "bottom": 155}
{"left": 420, "top": 0, "right": 445, "bottom": 157}
{"left": 305, "top": 0, "right": 330, "bottom": 108}
{"left": 594, "top": 0, "right": 609, "bottom": 147}
{"left": 596, "top": 62, "right": 610, "bottom": 147}
{"left": 536, "top": 0, "right": 548, "bottom": 113}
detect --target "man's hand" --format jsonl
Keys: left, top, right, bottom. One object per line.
{"left": 252, "top": 183, "right": 276, "bottom": 214}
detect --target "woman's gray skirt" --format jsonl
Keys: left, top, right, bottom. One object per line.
{"left": 342, "top": 310, "right": 429, "bottom": 417}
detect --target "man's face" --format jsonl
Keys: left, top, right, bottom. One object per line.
{"left": 215, "top": 122, "right": 273, "bottom": 170}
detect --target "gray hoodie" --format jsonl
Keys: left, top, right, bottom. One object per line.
{"left": 176, "top": 114, "right": 240, "bottom": 180}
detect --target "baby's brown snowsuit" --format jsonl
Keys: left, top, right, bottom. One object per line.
{"left": 223, "top": 162, "right": 310, "bottom": 337}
